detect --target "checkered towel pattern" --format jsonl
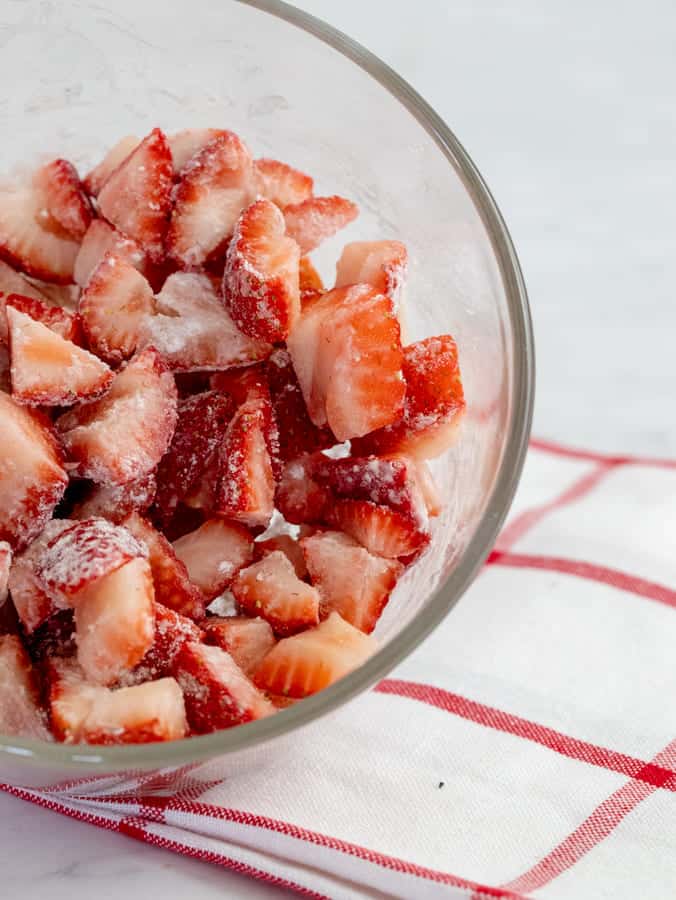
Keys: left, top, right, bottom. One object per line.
{"left": 4, "top": 438, "right": 676, "bottom": 899}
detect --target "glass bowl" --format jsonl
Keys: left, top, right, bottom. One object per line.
{"left": 0, "top": 0, "right": 534, "bottom": 788}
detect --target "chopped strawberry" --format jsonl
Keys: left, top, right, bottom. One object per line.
{"left": 71, "top": 472, "right": 157, "bottom": 524}
{"left": 79, "top": 252, "right": 155, "bottom": 364}
{"left": 28, "top": 281, "right": 80, "bottom": 312}
{"left": 97, "top": 128, "right": 173, "bottom": 263}
{"left": 4, "top": 293, "right": 82, "bottom": 345}
{"left": 326, "top": 499, "right": 427, "bottom": 559}
{"left": 0, "top": 260, "right": 51, "bottom": 336}
{"left": 283, "top": 195, "right": 358, "bottom": 255}
{"left": 120, "top": 601, "right": 203, "bottom": 686}
{"left": 215, "top": 397, "right": 276, "bottom": 529}
{"left": 122, "top": 512, "right": 206, "bottom": 620}
{"left": 34, "top": 159, "right": 92, "bottom": 239}
{"left": 223, "top": 199, "right": 300, "bottom": 343}
{"left": 254, "top": 533, "right": 307, "bottom": 579}
{"left": 8, "top": 520, "right": 73, "bottom": 632}
{"left": 174, "top": 641, "right": 274, "bottom": 733}
{"left": 311, "top": 454, "right": 426, "bottom": 517}
{"left": 335, "top": 240, "right": 407, "bottom": 309}
{"left": 167, "top": 131, "right": 255, "bottom": 269}
{"left": 74, "top": 219, "right": 148, "bottom": 288}
{"left": 73, "top": 556, "right": 155, "bottom": 685}
{"left": 168, "top": 128, "right": 223, "bottom": 174}
{"left": 37, "top": 517, "right": 146, "bottom": 603}
{"left": 204, "top": 616, "right": 276, "bottom": 677}
{"left": 210, "top": 364, "right": 268, "bottom": 405}
{"left": 172, "top": 518, "right": 253, "bottom": 601}
{"left": 232, "top": 552, "right": 319, "bottom": 636}
{"left": 275, "top": 455, "right": 331, "bottom": 525}
{"left": 301, "top": 530, "right": 402, "bottom": 633}
{"left": 0, "top": 634, "right": 51, "bottom": 739}
{"left": 83, "top": 135, "right": 140, "bottom": 196}
{"left": 254, "top": 611, "right": 375, "bottom": 698}
{"left": 154, "top": 390, "right": 234, "bottom": 525}
{"left": 253, "top": 158, "right": 313, "bottom": 209}
{"left": 26, "top": 608, "right": 76, "bottom": 662}
{"left": 56, "top": 346, "right": 178, "bottom": 485}
{"left": 0, "top": 393, "right": 68, "bottom": 549}
{"left": 298, "top": 255, "right": 324, "bottom": 306}
{"left": 7, "top": 307, "right": 112, "bottom": 406}
{"left": 0, "top": 173, "right": 81, "bottom": 283}
{"left": 49, "top": 658, "right": 186, "bottom": 743}
{"left": 351, "top": 335, "right": 465, "bottom": 459}
{"left": 139, "top": 272, "right": 271, "bottom": 372}
{"left": 412, "top": 459, "right": 442, "bottom": 517}
{"left": 0, "top": 542, "right": 10, "bottom": 608}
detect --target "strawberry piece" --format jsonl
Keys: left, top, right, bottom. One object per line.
{"left": 56, "top": 346, "right": 178, "bottom": 485}
{"left": 0, "top": 541, "right": 11, "bottom": 607}
{"left": 49, "top": 658, "right": 186, "bottom": 744}
{"left": 26, "top": 608, "right": 76, "bottom": 663}
{"left": 8, "top": 520, "right": 73, "bottom": 632}
{"left": 0, "top": 173, "right": 81, "bottom": 283}
{"left": 0, "top": 260, "right": 51, "bottom": 338}
{"left": 0, "top": 393, "right": 68, "bottom": 549}
{"left": 283, "top": 195, "right": 358, "bottom": 255}
{"left": 335, "top": 240, "right": 407, "bottom": 309}
{"left": 326, "top": 499, "right": 427, "bottom": 559}
{"left": 298, "top": 255, "right": 324, "bottom": 306}
{"left": 413, "top": 459, "right": 442, "bottom": 517}
{"left": 253, "top": 158, "right": 313, "bottom": 209}
{"left": 4, "top": 293, "right": 81, "bottom": 345}
{"left": 121, "top": 601, "right": 203, "bottom": 686}
{"left": 154, "top": 390, "right": 234, "bottom": 525}
{"left": 351, "top": 335, "right": 465, "bottom": 459}
{"left": 254, "top": 533, "right": 307, "bottom": 579}
{"left": 210, "top": 364, "right": 268, "bottom": 405}
{"left": 215, "top": 396, "right": 276, "bottom": 529}
{"left": 254, "top": 611, "right": 375, "bottom": 698}
{"left": 28, "top": 281, "right": 80, "bottom": 312}
{"left": 34, "top": 159, "right": 92, "bottom": 239}
{"left": 168, "top": 129, "right": 223, "bottom": 174}
{"left": 204, "top": 616, "right": 276, "bottom": 677}
{"left": 167, "top": 131, "right": 255, "bottom": 269}
{"left": 174, "top": 641, "right": 274, "bottom": 733}
{"left": 301, "top": 530, "right": 402, "bottom": 633}
{"left": 122, "top": 512, "right": 205, "bottom": 620}
{"left": 139, "top": 272, "right": 271, "bottom": 372}
{"left": 7, "top": 307, "right": 112, "bottom": 406}
{"left": 223, "top": 199, "right": 300, "bottom": 343}
{"left": 37, "top": 517, "right": 146, "bottom": 603}
{"left": 83, "top": 135, "right": 140, "bottom": 196}
{"left": 98, "top": 128, "right": 173, "bottom": 263}
{"left": 172, "top": 518, "right": 253, "bottom": 601}
{"left": 71, "top": 472, "right": 157, "bottom": 524}
{"left": 73, "top": 556, "right": 155, "bottom": 685}
{"left": 232, "top": 552, "right": 319, "bottom": 636}
{"left": 74, "top": 219, "right": 148, "bottom": 288}
{"left": 275, "top": 455, "right": 332, "bottom": 525}
{"left": 0, "top": 634, "right": 51, "bottom": 739}
{"left": 79, "top": 252, "right": 155, "bottom": 364}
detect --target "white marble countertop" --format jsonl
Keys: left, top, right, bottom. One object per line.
{"left": 3, "top": 0, "right": 675, "bottom": 896}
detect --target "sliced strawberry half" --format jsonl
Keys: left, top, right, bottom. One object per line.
{"left": 56, "top": 346, "right": 178, "bottom": 485}
{"left": 335, "top": 240, "right": 407, "bottom": 309}
{"left": 0, "top": 634, "right": 51, "bottom": 739}
{"left": 7, "top": 307, "right": 112, "bottom": 406}
{"left": 0, "top": 260, "right": 51, "bottom": 340}
{"left": 4, "top": 293, "right": 82, "bottom": 345}
{"left": 0, "top": 541, "right": 10, "bottom": 607}
{"left": 121, "top": 601, "right": 203, "bottom": 686}
{"left": 167, "top": 131, "right": 255, "bottom": 269}
{"left": 223, "top": 199, "right": 300, "bottom": 343}
{"left": 351, "top": 334, "right": 465, "bottom": 459}
{"left": 0, "top": 393, "right": 68, "bottom": 549}
{"left": 139, "top": 272, "right": 271, "bottom": 372}
{"left": 97, "top": 127, "right": 173, "bottom": 262}
{"left": 71, "top": 471, "right": 157, "bottom": 524}
{"left": 79, "top": 252, "right": 155, "bottom": 364}
{"left": 283, "top": 195, "right": 358, "bottom": 255}
{"left": 253, "top": 158, "right": 313, "bottom": 209}
{"left": 275, "top": 454, "right": 332, "bottom": 525}
{"left": 232, "top": 551, "right": 319, "bottom": 636}
{"left": 298, "top": 255, "right": 324, "bottom": 306}
{"left": 210, "top": 363, "right": 268, "bottom": 405}
{"left": 154, "top": 390, "right": 234, "bottom": 525}
{"left": 83, "top": 135, "right": 140, "bottom": 197}
{"left": 49, "top": 658, "right": 186, "bottom": 744}
{"left": 168, "top": 128, "right": 223, "bottom": 174}
{"left": 204, "top": 616, "right": 276, "bottom": 677}
{"left": 122, "top": 512, "right": 206, "bottom": 620}
{"left": 74, "top": 219, "right": 148, "bottom": 288}
{"left": 34, "top": 159, "right": 92, "bottom": 239}
{"left": 254, "top": 611, "right": 375, "bottom": 698}
{"left": 172, "top": 518, "right": 253, "bottom": 601}
{"left": 301, "top": 530, "right": 402, "bottom": 633}
{"left": 8, "top": 520, "right": 73, "bottom": 632}
{"left": 174, "top": 641, "right": 274, "bottom": 733}
{"left": 326, "top": 499, "right": 428, "bottom": 560}
{"left": 254, "top": 533, "right": 307, "bottom": 579}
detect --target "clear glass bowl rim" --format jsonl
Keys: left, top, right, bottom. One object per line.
{"left": 0, "top": 0, "right": 535, "bottom": 770}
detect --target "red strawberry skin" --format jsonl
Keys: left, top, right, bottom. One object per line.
{"left": 2, "top": 292, "right": 82, "bottom": 346}
{"left": 120, "top": 601, "right": 203, "bottom": 686}
{"left": 35, "top": 159, "right": 92, "bottom": 239}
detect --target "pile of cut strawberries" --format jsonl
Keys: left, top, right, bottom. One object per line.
{"left": 0, "top": 127, "right": 465, "bottom": 745}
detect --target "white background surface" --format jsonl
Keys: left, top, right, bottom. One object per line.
{"left": 3, "top": 0, "right": 675, "bottom": 896}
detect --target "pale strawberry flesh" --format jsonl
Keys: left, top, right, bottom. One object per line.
{"left": 204, "top": 616, "right": 275, "bottom": 678}
{"left": 283, "top": 195, "right": 358, "bottom": 255}
{"left": 253, "top": 158, "right": 313, "bottom": 208}
{"left": 172, "top": 518, "right": 253, "bottom": 601}
{"left": 0, "top": 634, "right": 51, "bottom": 739}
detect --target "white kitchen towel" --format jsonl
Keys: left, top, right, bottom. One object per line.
{"left": 4, "top": 438, "right": 676, "bottom": 899}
